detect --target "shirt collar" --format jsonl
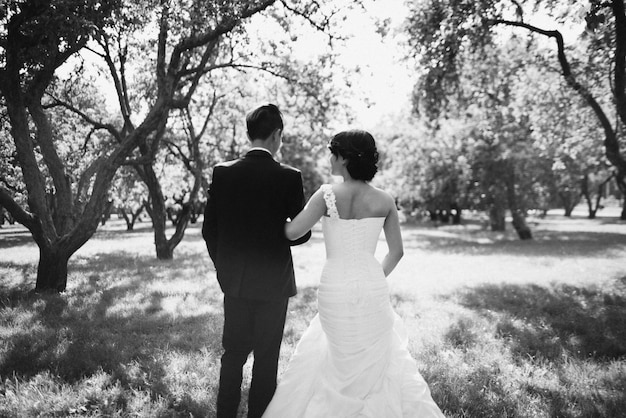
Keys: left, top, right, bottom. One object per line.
{"left": 247, "top": 147, "right": 273, "bottom": 156}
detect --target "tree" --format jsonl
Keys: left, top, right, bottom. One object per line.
{"left": 517, "top": 63, "right": 609, "bottom": 217}
{"left": 73, "top": 0, "right": 353, "bottom": 260}
{"left": 0, "top": 0, "right": 121, "bottom": 292}
{"left": 406, "top": 0, "right": 626, "bottom": 218}
{"left": 418, "top": 38, "right": 538, "bottom": 238}
{"left": 581, "top": 170, "right": 615, "bottom": 218}
{"left": 0, "top": 112, "right": 24, "bottom": 221}
{"left": 109, "top": 166, "right": 147, "bottom": 231}
{"left": 0, "top": 0, "right": 288, "bottom": 291}
{"left": 469, "top": 114, "right": 535, "bottom": 239}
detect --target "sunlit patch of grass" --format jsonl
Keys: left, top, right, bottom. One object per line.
{"left": 2, "top": 371, "right": 117, "bottom": 417}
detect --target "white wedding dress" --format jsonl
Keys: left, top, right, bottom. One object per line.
{"left": 262, "top": 185, "right": 445, "bottom": 417}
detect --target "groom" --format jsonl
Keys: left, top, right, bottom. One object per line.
{"left": 202, "top": 103, "right": 311, "bottom": 418}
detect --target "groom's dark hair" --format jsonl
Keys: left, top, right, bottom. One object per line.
{"left": 246, "top": 104, "right": 284, "bottom": 141}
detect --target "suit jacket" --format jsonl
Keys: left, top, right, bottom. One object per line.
{"left": 202, "top": 149, "right": 311, "bottom": 300}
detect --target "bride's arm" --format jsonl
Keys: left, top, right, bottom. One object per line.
{"left": 285, "top": 189, "right": 326, "bottom": 240}
{"left": 381, "top": 195, "right": 404, "bottom": 277}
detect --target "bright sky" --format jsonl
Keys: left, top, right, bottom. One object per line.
{"left": 248, "top": 0, "right": 415, "bottom": 131}
{"left": 66, "top": 1, "right": 415, "bottom": 131}
{"left": 67, "top": 1, "right": 586, "bottom": 133}
{"left": 298, "top": 0, "right": 415, "bottom": 131}
{"left": 335, "top": 0, "right": 415, "bottom": 130}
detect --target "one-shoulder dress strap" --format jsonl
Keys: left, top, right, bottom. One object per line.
{"left": 321, "top": 184, "right": 339, "bottom": 220}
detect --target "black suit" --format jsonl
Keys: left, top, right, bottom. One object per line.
{"left": 202, "top": 149, "right": 311, "bottom": 418}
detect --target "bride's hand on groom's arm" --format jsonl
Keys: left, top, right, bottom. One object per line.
{"left": 285, "top": 189, "right": 326, "bottom": 241}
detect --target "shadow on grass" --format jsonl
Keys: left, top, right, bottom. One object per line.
{"left": 402, "top": 225, "right": 626, "bottom": 258}
{"left": 456, "top": 278, "right": 626, "bottom": 361}
{"left": 0, "top": 250, "right": 223, "bottom": 382}
{"left": 0, "top": 246, "right": 328, "bottom": 416}
{"left": 0, "top": 260, "right": 36, "bottom": 282}
{"left": 0, "top": 293, "right": 221, "bottom": 379}
{"left": 0, "top": 228, "right": 33, "bottom": 249}
{"left": 431, "top": 277, "right": 626, "bottom": 417}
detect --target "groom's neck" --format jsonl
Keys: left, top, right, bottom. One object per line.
{"left": 249, "top": 139, "right": 274, "bottom": 155}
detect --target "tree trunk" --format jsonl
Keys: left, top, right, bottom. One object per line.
{"left": 581, "top": 173, "right": 614, "bottom": 219}
{"left": 559, "top": 190, "right": 580, "bottom": 217}
{"left": 121, "top": 209, "right": 135, "bottom": 231}
{"left": 152, "top": 202, "right": 185, "bottom": 260}
{"left": 504, "top": 162, "right": 532, "bottom": 240}
{"left": 148, "top": 189, "right": 172, "bottom": 259}
{"left": 451, "top": 203, "right": 461, "bottom": 224}
{"left": 131, "top": 204, "right": 145, "bottom": 229}
{"left": 139, "top": 163, "right": 176, "bottom": 260}
{"left": 35, "top": 247, "right": 70, "bottom": 292}
{"left": 135, "top": 108, "right": 202, "bottom": 259}
{"left": 155, "top": 232, "right": 174, "bottom": 259}
{"left": 149, "top": 199, "right": 191, "bottom": 260}
{"left": 617, "top": 176, "right": 626, "bottom": 221}
{"left": 120, "top": 204, "right": 144, "bottom": 231}
{"left": 510, "top": 209, "right": 533, "bottom": 239}
{"left": 581, "top": 174, "right": 595, "bottom": 219}
{"left": 101, "top": 200, "right": 114, "bottom": 226}
{"left": 489, "top": 203, "right": 506, "bottom": 231}
{"left": 588, "top": 209, "right": 597, "bottom": 219}
{"left": 166, "top": 207, "right": 177, "bottom": 226}
{"left": 121, "top": 209, "right": 130, "bottom": 230}
{"left": 190, "top": 200, "right": 205, "bottom": 223}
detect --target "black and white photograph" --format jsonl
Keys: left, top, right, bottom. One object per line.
{"left": 0, "top": 1, "right": 625, "bottom": 417}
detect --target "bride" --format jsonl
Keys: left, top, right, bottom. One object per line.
{"left": 262, "top": 130, "right": 445, "bottom": 417}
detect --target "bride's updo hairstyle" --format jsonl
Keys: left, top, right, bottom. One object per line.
{"left": 328, "top": 130, "right": 379, "bottom": 181}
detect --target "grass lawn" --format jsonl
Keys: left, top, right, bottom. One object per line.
{"left": 0, "top": 213, "right": 625, "bottom": 417}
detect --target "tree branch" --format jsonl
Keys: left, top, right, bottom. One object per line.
{"left": 27, "top": 102, "right": 74, "bottom": 233}
{"left": 173, "top": 1, "right": 277, "bottom": 54}
{"left": 489, "top": 18, "right": 624, "bottom": 174}
{"left": 44, "top": 93, "right": 122, "bottom": 142}
{"left": 510, "top": 0, "right": 524, "bottom": 22}
{"left": 117, "top": 35, "right": 133, "bottom": 130}
{"left": 178, "top": 39, "right": 220, "bottom": 107}
{"left": 156, "top": 3, "right": 169, "bottom": 94}
{"left": 170, "top": 63, "right": 294, "bottom": 110}
{"left": 0, "top": 179, "right": 24, "bottom": 194}
{"left": 164, "top": 139, "right": 193, "bottom": 171}
{"left": 74, "top": 155, "right": 106, "bottom": 213}
{"left": 611, "top": 0, "right": 626, "bottom": 128}
{"left": 198, "top": 91, "right": 223, "bottom": 140}
{"left": 0, "top": 186, "right": 36, "bottom": 230}
{"left": 279, "top": 1, "right": 327, "bottom": 32}
{"left": 91, "top": 29, "right": 135, "bottom": 132}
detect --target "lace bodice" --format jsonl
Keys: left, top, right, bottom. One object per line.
{"left": 320, "top": 184, "right": 385, "bottom": 260}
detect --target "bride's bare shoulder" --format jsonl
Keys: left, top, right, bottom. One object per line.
{"left": 370, "top": 186, "right": 395, "bottom": 205}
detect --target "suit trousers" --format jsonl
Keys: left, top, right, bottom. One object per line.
{"left": 217, "top": 295, "right": 289, "bottom": 418}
